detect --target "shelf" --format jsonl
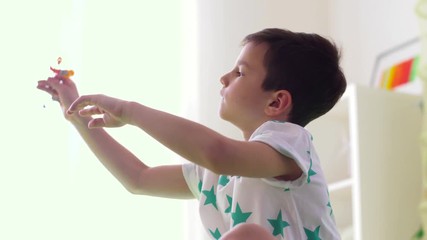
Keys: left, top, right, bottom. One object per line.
{"left": 307, "top": 84, "right": 423, "bottom": 239}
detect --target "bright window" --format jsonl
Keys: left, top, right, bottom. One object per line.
{"left": 0, "top": 1, "right": 194, "bottom": 239}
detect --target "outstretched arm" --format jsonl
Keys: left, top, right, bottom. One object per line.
{"left": 68, "top": 95, "right": 302, "bottom": 180}
{"left": 70, "top": 116, "right": 191, "bottom": 198}
{"left": 37, "top": 77, "right": 193, "bottom": 199}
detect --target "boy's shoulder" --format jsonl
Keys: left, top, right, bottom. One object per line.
{"left": 250, "top": 120, "right": 309, "bottom": 141}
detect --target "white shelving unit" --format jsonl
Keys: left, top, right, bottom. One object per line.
{"left": 306, "top": 84, "right": 423, "bottom": 239}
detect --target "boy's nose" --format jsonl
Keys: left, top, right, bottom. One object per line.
{"left": 220, "top": 74, "right": 228, "bottom": 87}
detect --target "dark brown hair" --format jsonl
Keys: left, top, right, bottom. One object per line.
{"left": 243, "top": 28, "right": 347, "bottom": 126}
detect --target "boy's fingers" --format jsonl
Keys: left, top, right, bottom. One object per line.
{"left": 79, "top": 106, "right": 103, "bottom": 117}
{"left": 36, "top": 80, "right": 49, "bottom": 91}
{"left": 52, "top": 94, "right": 60, "bottom": 102}
{"left": 67, "top": 95, "right": 95, "bottom": 115}
{"left": 36, "top": 80, "right": 57, "bottom": 96}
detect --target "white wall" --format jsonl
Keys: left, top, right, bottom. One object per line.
{"left": 328, "top": 0, "right": 420, "bottom": 86}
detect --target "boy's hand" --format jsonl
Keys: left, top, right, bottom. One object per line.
{"left": 67, "top": 94, "right": 129, "bottom": 129}
{"left": 37, "top": 76, "right": 79, "bottom": 121}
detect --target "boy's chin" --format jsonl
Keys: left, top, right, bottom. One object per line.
{"left": 218, "top": 109, "right": 228, "bottom": 121}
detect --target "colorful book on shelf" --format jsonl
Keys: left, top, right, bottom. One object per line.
{"left": 379, "top": 55, "right": 420, "bottom": 90}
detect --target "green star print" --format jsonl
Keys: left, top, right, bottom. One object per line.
{"left": 307, "top": 151, "right": 317, "bottom": 183}
{"left": 231, "top": 203, "right": 252, "bottom": 226}
{"left": 209, "top": 228, "right": 221, "bottom": 240}
{"left": 202, "top": 185, "right": 217, "bottom": 210}
{"left": 326, "top": 189, "right": 333, "bottom": 216}
{"left": 326, "top": 201, "right": 333, "bottom": 216}
{"left": 304, "top": 226, "right": 321, "bottom": 240}
{"left": 225, "top": 195, "right": 233, "bottom": 213}
{"left": 198, "top": 180, "right": 202, "bottom": 193}
{"left": 218, "top": 175, "right": 230, "bottom": 186}
{"left": 267, "top": 210, "right": 290, "bottom": 237}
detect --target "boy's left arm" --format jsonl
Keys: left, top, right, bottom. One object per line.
{"left": 68, "top": 96, "right": 302, "bottom": 180}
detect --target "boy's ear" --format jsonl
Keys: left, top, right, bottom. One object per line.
{"left": 265, "top": 90, "right": 292, "bottom": 117}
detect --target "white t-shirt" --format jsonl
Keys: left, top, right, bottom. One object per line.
{"left": 182, "top": 121, "right": 340, "bottom": 239}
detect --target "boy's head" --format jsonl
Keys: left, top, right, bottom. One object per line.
{"left": 242, "top": 28, "right": 347, "bottom": 126}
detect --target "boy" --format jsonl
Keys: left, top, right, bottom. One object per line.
{"left": 37, "top": 28, "right": 346, "bottom": 239}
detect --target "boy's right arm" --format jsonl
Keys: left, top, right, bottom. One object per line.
{"left": 37, "top": 77, "right": 194, "bottom": 199}
{"left": 73, "top": 119, "right": 193, "bottom": 199}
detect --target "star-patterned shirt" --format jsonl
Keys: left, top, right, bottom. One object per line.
{"left": 182, "top": 121, "right": 340, "bottom": 239}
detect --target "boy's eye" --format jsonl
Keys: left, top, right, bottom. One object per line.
{"left": 236, "top": 71, "right": 243, "bottom": 76}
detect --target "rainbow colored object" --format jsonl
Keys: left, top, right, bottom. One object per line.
{"left": 380, "top": 55, "right": 420, "bottom": 90}
{"left": 50, "top": 66, "right": 74, "bottom": 79}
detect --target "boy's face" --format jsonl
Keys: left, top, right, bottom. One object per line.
{"left": 219, "top": 42, "right": 273, "bottom": 131}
